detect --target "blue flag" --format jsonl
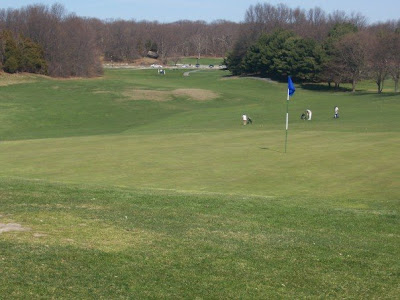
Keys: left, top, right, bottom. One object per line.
{"left": 288, "top": 76, "right": 295, "bottom": 97}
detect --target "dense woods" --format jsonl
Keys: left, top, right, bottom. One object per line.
{"left": 0, "top": 2, "right": 399, "bottom": 91}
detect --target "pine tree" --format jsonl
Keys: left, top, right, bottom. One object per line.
{"left": 2, "top": 30, "right": 22, "bottom": 73}
{"left": 19, "top": 35, "right": 48, "bottom": 74}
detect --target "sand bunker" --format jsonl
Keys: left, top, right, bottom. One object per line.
{"left": 0, "top": 223, "right": 30, "bottom": 233}
{"left": 122, "top": 88, "right": 219, "bottom": 102}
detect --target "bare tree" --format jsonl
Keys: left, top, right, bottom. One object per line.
{"left": 0, "top": 4, "right": 102, "bottom": 77}
{"left": 366, "top": 28, "right": 392, "bottom": 93}
{"left": 387, "top": 29, "right": 400, "bottom": 92}
{"left": 335, "top": 31, "right": 369, "bottom": 91}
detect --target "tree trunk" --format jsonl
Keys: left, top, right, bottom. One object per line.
{"left": 377, "top": 80, "right": 383, "bottom": 93}
{"left": 352, "top": 79, "right": 356, "bottom": 92}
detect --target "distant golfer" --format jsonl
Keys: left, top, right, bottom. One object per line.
{"left": 242, "top": 114, "right": 247, "bottom": 125}
{"left": 334, "top": 106, "right": 339, "bottom": 118}
{"left": 306, "top": 109, "right": 312, "bottom": 120}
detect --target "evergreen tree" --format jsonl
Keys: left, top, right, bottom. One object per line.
{"left": 19, "top": 35, "right": 48, "bottom": 74}
{"left": 0, "top": 30, "right": 48, "bottom": 75}
{"left": 238, "top": 29, "right": 324, "bottom": 81}
{"left": 2, "top": 30, "right": 22, "bottom": 73}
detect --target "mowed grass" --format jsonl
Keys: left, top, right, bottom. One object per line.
{"left": 0, "top": 69, "right": 399, "bottom": 298}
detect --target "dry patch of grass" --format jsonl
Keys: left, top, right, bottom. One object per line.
{"left": 1, "top": 211, "right": 164, "bottom": 253}
{"left": 173, "top": 89, "right": 219, "bottom": 101}
{"left": 122, "top": 89, "right": 173, "bottom": 101}
{"left": 0, "top": 223, "right": 30, "bottom": 233}
{"left": 121, "top": 88, "right": 219, "bottom": 102}
{"left": 93, "top": 90, "right": 115, "bottom": 95}
{"left": 0, "top": 72, "right": 38, "bottom": 86}
{"left": 0, "top": 72, "right": 101, "bottom": 87}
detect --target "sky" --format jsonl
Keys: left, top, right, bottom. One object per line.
{"left": 1, "top": 0, "right": 399, "bottom": 24}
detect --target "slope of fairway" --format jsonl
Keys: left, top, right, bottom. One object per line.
{"left": 1, "top": 69, "right": 399, "bottom": 141}
{"left": 0, "top": 69, "right": 399, "bottom": 298}
{"left": 1, "top": 69, "right": 398, "bottom": 199}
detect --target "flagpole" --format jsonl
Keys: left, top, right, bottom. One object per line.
{"left": 286, "top": 76, "right": 295, "bottom": 153}
{"left": 285, "top": 88, "right": 289, "bottom": 153}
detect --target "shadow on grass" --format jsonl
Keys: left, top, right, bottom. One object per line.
{"left": 259, "top": 147, "right": 282, "bottom": 153}
{"left": 301, "top": 83, "right": 352, "bottom": 92}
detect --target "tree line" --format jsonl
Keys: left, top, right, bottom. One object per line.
{"left": 0, "top": 3, "right": 399, "bottom": 92}
{"left": 0, "top": 3, "right": 239, "bottom": 77}
{"left": 0, "top": 4, "right": 102, "bottom": 77}
{"left": 226, "top": 3, "right": 400, "bottom": 92}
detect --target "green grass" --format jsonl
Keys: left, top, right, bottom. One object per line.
{"left": 173, "top": 57, "right": 225, "bottom": 66}
{"left": 0, "top": 69, "right": 399, "bottom": 298}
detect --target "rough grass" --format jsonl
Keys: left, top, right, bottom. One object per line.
{"left": 0, "top": 179, "right": 398, "bottom": 299}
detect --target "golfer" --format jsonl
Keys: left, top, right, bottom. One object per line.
{"left": 242, "top": 114, "right": 247, "bottom": 125}
{"left": 334, "top": 106, "right": 339, "bottom": 118}
{"left": 306, "top": 109, "right": 312, "bottom": 120}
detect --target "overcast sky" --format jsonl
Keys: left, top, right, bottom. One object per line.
{"left": 1, "top": 0, "right": 399, "bottom": 24}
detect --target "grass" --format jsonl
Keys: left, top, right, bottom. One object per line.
{"left": 0, "top": 69, "right": 399, "bottom": 298}
{"left": 172, "top": 57, "right": 225, "bottom": 66}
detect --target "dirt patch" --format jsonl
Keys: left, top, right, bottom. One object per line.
{"left": 0, "top": 223, "right": 30, "bottom": 234}
{"left": 121, "top": 88, "right": 218, "bottom": 102}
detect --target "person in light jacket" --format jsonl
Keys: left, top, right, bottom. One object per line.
{"left": 306, "top": 109, "right": 312, "bottom": 120}
{"left": 334, "top": 106, "right": 339, "bottom": 118}
{"left": 242, "top": 114, "right": 247, "bottom": 125}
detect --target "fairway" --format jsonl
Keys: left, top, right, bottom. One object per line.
{"left": 0, "top": 69, "right": 399, "bottom": 298}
